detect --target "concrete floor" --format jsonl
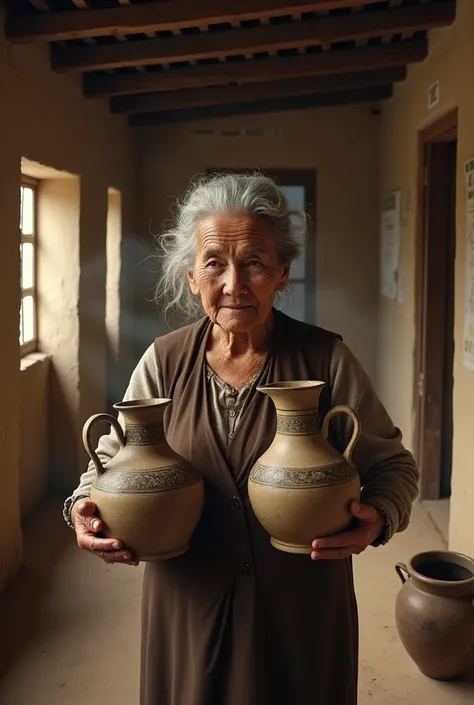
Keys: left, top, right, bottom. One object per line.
{"left": 0, "top": 498, "right": 473, "bottom": 704}
{"left": 423, "top": 498, "right": 450, "bottom": 546}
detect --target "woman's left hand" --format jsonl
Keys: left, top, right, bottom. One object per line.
{"left": 311, "top": 501, "right": 385, "bottom": 560}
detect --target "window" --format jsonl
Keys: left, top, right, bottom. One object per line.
{"left": 278, "top": 185, "right": 309, "bottom": 323}
{"left": 20, "top": 177, "right": 38, "bottom": 355}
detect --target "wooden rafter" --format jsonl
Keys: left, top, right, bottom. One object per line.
{"left": 128, "top": 85, "right": 393, "bottom": 126}
{"left": 6, "top": 0, "right": 390, "bottom": 43}
{"left": 28, "top": 0, "right": 51, "bottom": 11}
{"left": 50, "top": 2, "right": 455, "bottom": 74}
{"left": 84, "top": 38, "right": 428, "bottom": 98}
{"left": 111, "top": 66, "right": 406, "bottom": 114}
{"left": 116, "top": 0, "right": 155, "bottom": 40}
{"left": 6, "top": 1, "right": 457, "bottom": 125}
{"left": 71, "top": 0, "right": 97, "bottom": 46}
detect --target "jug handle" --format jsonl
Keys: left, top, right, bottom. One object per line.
{"left": 82, "top": 413, "right": 125, "bottom": 476}
{"left": 395, "top": 562, "right": 410, "bottom": 584}
{"left": 322, "top": 405, "right": 361, "bottom": 462}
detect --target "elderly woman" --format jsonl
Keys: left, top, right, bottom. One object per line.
{"left": 63, "top": 172, "right": 418, "bottom": 705}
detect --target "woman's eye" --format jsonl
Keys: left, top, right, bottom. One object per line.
{"left": 206, "top": 260, "right": 221, "bottom": 268}
{"left": 247, "top": 260, "right": 262, "bottom": 267}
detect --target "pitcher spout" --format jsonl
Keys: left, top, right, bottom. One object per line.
{"left": 257, "top": 380, "right": 325, "bottom": 413}
{"left": 114, "top": 398, "right": 172, "bottom": 427}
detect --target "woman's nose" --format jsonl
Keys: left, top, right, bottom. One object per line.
{"left": 222, "top": 265, "right": 247, "bottom": 296}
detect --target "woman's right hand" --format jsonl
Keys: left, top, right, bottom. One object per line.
{"left": 71, "top": 498, "right": 139, "bottom": 566}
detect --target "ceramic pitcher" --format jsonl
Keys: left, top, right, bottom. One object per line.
{"left": 248, "top": 380, "right": 361, "bottom": 554}
{"left": 82, "top": 398, "right": 204, "bottom": 561}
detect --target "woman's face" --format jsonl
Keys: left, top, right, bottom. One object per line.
{"left": 188, "top": 213, "right": 290, "bottom": 333}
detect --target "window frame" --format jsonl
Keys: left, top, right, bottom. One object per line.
{"left": 20, "top": 175, "right": 38, "bottom": 356}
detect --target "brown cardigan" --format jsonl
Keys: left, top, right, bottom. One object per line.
{"left": 137, "top": 311, "right": 418, "bottom": 705}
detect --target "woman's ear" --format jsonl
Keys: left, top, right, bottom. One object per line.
{"left": 187, "top": 269, "right": 199, "bottom": 295}
{"left": 277, "top": 262, "right": 291, "bottom": 291}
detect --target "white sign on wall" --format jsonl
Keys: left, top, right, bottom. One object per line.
{"left": 463, "top": 159, "right": 474, "bottom": 370}
{"left": 380, "top": 191, "right": 401, "bottom": 300}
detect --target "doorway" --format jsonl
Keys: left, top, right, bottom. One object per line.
{"left": 414, "top": 109, "right": 457, "bottom": 502}
{"left": 206, "top": 168, "right": 317, "bottom": 324}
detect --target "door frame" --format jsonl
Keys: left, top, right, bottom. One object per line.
{"left": 206, "top": 167, "right": 317, "bottom": 323}
{"left": 413, "top": 108, "right": 458, "bottom": 499}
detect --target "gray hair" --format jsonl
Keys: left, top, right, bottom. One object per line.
{"left": 155, "top": 171, "right": 309, "bottom": 320}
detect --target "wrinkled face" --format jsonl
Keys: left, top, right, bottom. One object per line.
{"left": 188, "top": 213, "right": 290, "bottom": 333}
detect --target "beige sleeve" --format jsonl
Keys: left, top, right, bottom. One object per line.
{"left": 328, "top": 339, "right": 419, "bottom": 545}
{"left": 71, "top": 343, "right": 163, "bottom": 499}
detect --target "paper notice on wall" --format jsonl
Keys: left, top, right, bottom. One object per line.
{"left": 380, "top": 191, "right": 401, "bottom": 300}
{"left": 463, "top": 160, "right": 474, "bottom": 370}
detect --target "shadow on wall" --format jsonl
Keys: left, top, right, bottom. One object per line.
{"left": 127, "top": 235, "right": 180, "bottom": 362}
{"left": 47, "top": 363, "right": 80, "bottom": 484}
{"left": 20, "top": 355, "right": 50, "bottom": 518}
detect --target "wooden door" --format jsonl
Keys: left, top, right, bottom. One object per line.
{"left": 415, "top": 111, "right": 457, "bottom": 500}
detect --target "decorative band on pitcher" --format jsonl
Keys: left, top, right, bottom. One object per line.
{"left": 276, "top": 413, "right": 319, "bottom": 436}
{"left": 93, "top": 463, "right": 200, "bottom": 494}
{"left": 249, "top": 462, "right": 358, "bottom": 488}
{"left": 125, "top": 424, "right": 165, "bottom": 445}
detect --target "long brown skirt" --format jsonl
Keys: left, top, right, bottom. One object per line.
{"left": 140, "top": 547, "right": 358, "bottom": 705}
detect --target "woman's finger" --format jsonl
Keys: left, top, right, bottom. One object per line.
{"left": 72, "top": 499, "right": 98, "bottom": 525}
{"left": 73, "top": 501, "right": 108, "bottom": 536}
{"left": 311, "top": 546, "right": 361, "bottom": 560}
{"left": 81, "top": 514, "right": 103, "bottom": 533}
{"left": 77, "top": 532, "right": 124, "bottom": 553}
{"left": 91, "top": 549, "right": 135, "bottom": 563}
{"left": 312, "top": 528, "right": 366, "bottom": 550}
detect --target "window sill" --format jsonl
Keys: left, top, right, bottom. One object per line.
{"left": 20, "top": 351, "right": 51, "bottom": 372}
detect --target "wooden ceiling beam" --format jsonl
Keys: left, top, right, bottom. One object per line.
{"left": 51, "top": 2, "right": 455, "bottom": 74}
{"left": 5, "top": 0, "right": 387, "bottom": 43}
{"left": 84, "top": 38, "right": 427, "bottom": 98}
{"left": 111, "top": 66, "right": 406, "bottom": 114}
{"left": 28, "top": 0, "right": 51, "bottom": 11}
{"left": 128, "top": 85, "right": 393, "bottom": 126}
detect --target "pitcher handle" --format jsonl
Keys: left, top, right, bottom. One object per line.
{"left": 322, "top": 405, "right": 361, "bottom": 462}
{"left": 395, "top": 562, "right": 410, "bottom": 584}
{"left": 82, "top": 413, "right": 125, "bottom": 476}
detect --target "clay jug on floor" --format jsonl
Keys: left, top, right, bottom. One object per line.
{"left": 395, "top": 550, "right": 474, "bottom": 680}
{"left": 82, "top": 399, "right": 204, "bottom": 561}
{"left": 248, "top": 380, "right": 361, "bottom": 553}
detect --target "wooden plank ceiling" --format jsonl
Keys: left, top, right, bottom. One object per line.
{"left": 5, "top": 0, "right": 456, "bottom": 126}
